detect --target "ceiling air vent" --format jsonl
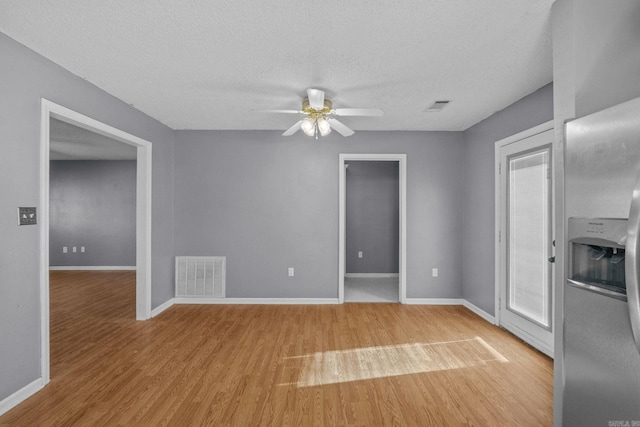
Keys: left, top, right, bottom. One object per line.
{"left": 424, "top": 100, "right": 450, "bottom": 112}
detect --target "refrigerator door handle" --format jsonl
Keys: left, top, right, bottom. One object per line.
{"left": 626, "top": 170, "right": 640, "bottom": 354}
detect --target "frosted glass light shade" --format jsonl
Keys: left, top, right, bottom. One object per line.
{"left": 317, "top": 117, "right": 331, "bottom": 136}
{"left": 301, "top": 117, "right": 316, "bottom": 136}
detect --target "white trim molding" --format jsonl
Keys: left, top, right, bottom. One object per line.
{"left": 404, "top": 298, "right": 464, "bottom": 305}
{"left": 0, "top": 378, "right": 44, "bottom": 416}
{"left": 344, "top": 273, "right": 399, "bottom": 278}
{"left": 49, "top": 266, "right": 137, "bottom": 271}
{"left": 151, "top": 299, "right": 175, "bottom": 317}
{"left": 40, "top": 99, "right": 153, "bottom": 385}
{"left": 463, "top": 300, "right": 496, "bottom": 324}
{"left": 339, "top": 153, "right": 407, "bottom": 304}
{"left": 173, "top": 298, "right": 340, "bottom": 305}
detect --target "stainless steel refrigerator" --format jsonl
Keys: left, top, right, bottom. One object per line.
{"left": 564, "top": 96, "right": 640, "bottom": 425}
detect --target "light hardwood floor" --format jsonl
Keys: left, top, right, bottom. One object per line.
{"left": 0, "top": 271, "right": 553, "bottom": 426}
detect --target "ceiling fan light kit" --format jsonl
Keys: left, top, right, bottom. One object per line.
{"left": 317, "top": 117, "right": 331, "bottom": 136}
{"left": 302, "top": 98, "right": 333, "bottom": 115}
{"left": 265, "top": 88, "right": 383, "bottom": 139}
{"left": 301, "top": 117, "right": 316, "bottom": 136}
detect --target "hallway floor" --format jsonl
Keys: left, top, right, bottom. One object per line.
{"left": 344, "top": 276, "right": 399, "bottom": 303}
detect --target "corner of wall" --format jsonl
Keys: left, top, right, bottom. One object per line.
{"left": 460, "top": 82, "right": 554, "bottom": 316}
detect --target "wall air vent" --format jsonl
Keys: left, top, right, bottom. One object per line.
{"left": 424, "top": 100, "right": 451, "bottom": 112}
{"left": 175, "top": 256, "right": 225, "bottom": 298}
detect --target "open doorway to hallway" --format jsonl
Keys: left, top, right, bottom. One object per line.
{"left": 49, "top": 119, "right": 137, "bottom": 271}
{"left": 338, "top": 153, "right": 407, "bottom": 304}
{"left": 344, "top": 161, "right": 400, "bottom": 303}
{"left": 40, "top": 99, "right": 152, "bottom": 385}
{"left": 48, "top": 118, "right": 138, "bottom": 379}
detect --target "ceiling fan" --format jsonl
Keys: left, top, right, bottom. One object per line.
{"left": 264, "top": 88, "right": 383, "bottom": 138}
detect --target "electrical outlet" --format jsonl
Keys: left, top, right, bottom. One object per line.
{"left": 288, "top": 267, "right": 294, "bottom": 277}
{"left": 63, "top": 246, "right": 68, "bottom": 254}
{"left": 358, "top": 251, "right": 363, "bottom": 258}
{"left": 81, "top": 246, "right": 86, "bottom": 253}
{"left": 432, "top": 268, "right": 438, "bottom": 277}
{"left": 72, "top": 247, "right": 77, "bottom": 253}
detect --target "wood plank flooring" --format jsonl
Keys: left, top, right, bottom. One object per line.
{"left": 0, "top": 271, "right": 553, "bottom": 426}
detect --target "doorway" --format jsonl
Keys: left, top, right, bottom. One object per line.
{"left": 344, "top": 161, "right": 399, "bottom": 302}
{"left": 39, "top": 99, "right": 152, "bottom": 385}
{"left": 338, "top": 154, "right": 407, "bottom": 303}
{"left": 495, "top": 121, "right": 554, "bottom": 357}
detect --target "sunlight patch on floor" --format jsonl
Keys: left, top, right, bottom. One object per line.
{"left": 281, "top": 337, "right": 508, "bottom": 387}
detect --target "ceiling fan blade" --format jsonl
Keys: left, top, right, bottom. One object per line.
{"left": 333, "top": 108, "right": 384, "bottom": 117}
{"left": 307, "top": 88, "right": 325, "bottom": 110}
{"left": 282, "top": 120, "right": 303, "bottom": 136}
{"left": 327, "top": 118, "right": 355, "bottom": 137}
{"left": 258, "top": 109, "right": 302, "bottom": 114}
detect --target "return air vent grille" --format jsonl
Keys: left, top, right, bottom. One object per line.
{"left": 175, "top": 256, "right": 225, "bottom": 298}
{"left": 424, "top": 100, "right": 451, "bottom": 112}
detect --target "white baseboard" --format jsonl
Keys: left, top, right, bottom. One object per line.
{"left": 462, "top": 301, "right": 496, "bottom": 324}
{"left": 173, "top": 297, "right": 340, "bottom": 305}
{"left": 0, "top": 378, "right": 44, "bottom": 416}
{"left": 345, "top": 273, "right": 399, "bottom": 278}
{"left": 404, "top": 298, "right": 465, "bottom": 305}
{"left": 49, "top": 266, "right": 136, "bottom": 271}
{"left": 151, "top": 299, "right": 175, "bottom": 317}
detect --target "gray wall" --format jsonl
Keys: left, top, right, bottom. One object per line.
{"left": 551, "top": 1, "right": 640, "bottom": 425}
{"left": 345, "top": 161, "right": 399, "bottom": 274}
{"left": 573, "top": 2, "right": 640, "bottom": 118}
{"left": 49, "top": 161, "right": 136, "bottom": 267}
{"left": 461, "top": 83, "right": 554, "bottom": 315}
{"left": 174, "top": 130, "right": 464, "bottom": 299}
{"left": 0, "top": 32, "right": 175, "bottom": 402}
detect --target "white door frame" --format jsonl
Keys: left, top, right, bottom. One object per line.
{"left": 338, "top": 153, "right": 407, "bottom": 303}
{"left": 40, "top": 99, "right": 153, "bottom": 384}
{"left": 494, "top": 120, "right": 554, "bottom": 357}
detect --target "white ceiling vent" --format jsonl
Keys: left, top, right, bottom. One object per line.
{"left": 424, "top": 100, "right": 451, "bottom": 112}
{"left": 175, "top": 256, "right": 226, "bottom": 298}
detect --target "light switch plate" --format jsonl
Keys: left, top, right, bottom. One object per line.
{"left": 18, "top": 207, "right": 37, "bottom": 225}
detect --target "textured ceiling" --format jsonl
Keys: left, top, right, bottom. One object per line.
{"left": 1, "top": 0, "right": 554, "bottom": 132}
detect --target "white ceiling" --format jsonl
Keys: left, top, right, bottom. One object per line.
{"left": 1, "top": 0, "right": 554, "bottom": 132}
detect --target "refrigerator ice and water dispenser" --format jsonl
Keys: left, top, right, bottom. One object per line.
{"left": 568, "top": 217, "right": 628, "bottom": 300}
